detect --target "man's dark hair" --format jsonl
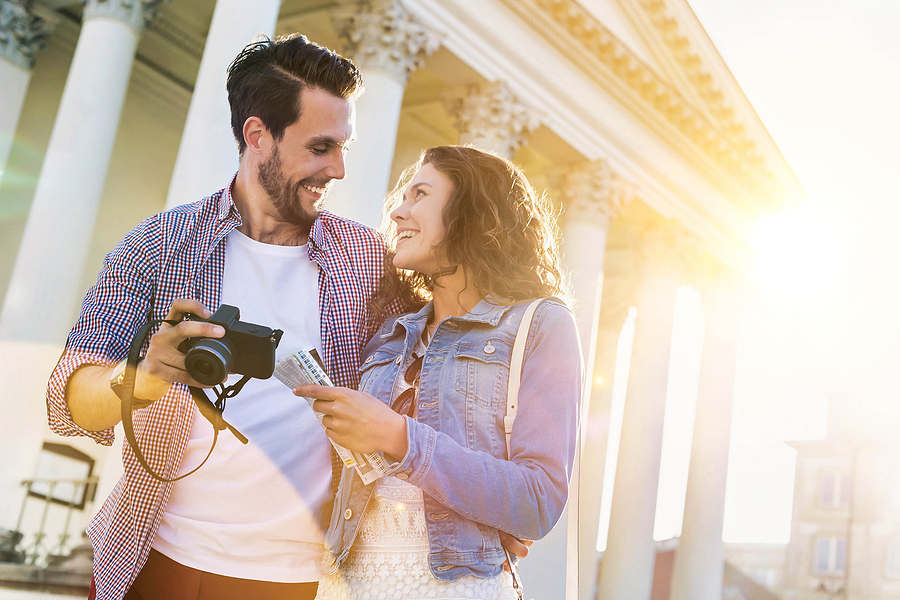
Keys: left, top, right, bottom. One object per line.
{"left": 226, "top": 34, "right": 363, "bottom": 155}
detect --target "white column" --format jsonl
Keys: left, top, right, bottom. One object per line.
{"left": 443, "top": 80, "right": 540, "bottom": 159}
{"left": 0, "top": 0, "right": 161, "bottom": 529}
{"left": 597, "top": 226, "right": 687, "bottom": 600}
{"left": 555, "top": 161, "right": 633, "bottom": 600}
{"left": 0, "top": 0, "right": 58, "bottom": 183}
{"left": 326, "top": 0, "right": 440, "bottom": 228}
{"left": 0, "top": 0, "right": 163, "bottom": 343}
{"left": 669, "top": 282, "right": 745, "bottom": 600}
{"left": 164, "top": 0, "right": 282, "bottom": 209}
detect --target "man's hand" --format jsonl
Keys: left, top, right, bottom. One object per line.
{"left": 138, "top": 298, "right": 227, "bottom": 396}
{"left": 500, "top": 531, "right": 533, "bottom": 572}
{"left": 294, "top": 384, "right": 408, "bottom": 460}
{"left": 66, "top": 299, "right": 226, "bottom": 432}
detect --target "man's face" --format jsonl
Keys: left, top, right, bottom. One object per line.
{"left": 257, "top": 87, "right": 356, "bottom": 229}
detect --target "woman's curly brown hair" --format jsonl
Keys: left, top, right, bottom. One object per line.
{"left": 371, "top": 146, "right": 569, "bottom": 318}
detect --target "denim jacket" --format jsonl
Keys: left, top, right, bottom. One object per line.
{"left": 321, "top": 297, "right": 583, "bottom": 581}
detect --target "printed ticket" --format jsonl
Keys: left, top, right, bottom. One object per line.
{"left": 274, "top": 349, "right": 389, "bottom": 485}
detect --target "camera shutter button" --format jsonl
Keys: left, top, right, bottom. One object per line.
{"left": 248, "top": 326, "right": 259, "bottom": 333}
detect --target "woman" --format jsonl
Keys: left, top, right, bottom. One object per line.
{"left": 295, "top": 146, "right": 583, "bottom": 599}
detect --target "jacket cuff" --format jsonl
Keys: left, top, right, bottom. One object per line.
{"left": 385, "top": 415, "right": 435, "bottom": 484}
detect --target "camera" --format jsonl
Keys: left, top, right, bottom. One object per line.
{"left": 179, "top": 305, "right": 283, "bottom": 386}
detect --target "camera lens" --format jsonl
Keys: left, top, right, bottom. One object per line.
{"left": 184, "top": 338, "right": 234, "bottom": 386}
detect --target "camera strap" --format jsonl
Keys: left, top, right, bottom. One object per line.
{"left": 120, "top": 318, "right": 250, "bottom": 483}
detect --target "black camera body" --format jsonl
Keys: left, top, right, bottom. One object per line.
{"left": 179, "top": 305, "right": 282, "bottom": 386}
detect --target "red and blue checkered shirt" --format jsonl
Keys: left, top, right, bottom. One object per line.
{"left": 46, "top": 179, "right": 394, "bottom": 599}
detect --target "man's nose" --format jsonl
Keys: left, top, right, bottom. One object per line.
{"left": 326, "top": 149, "right": 346, "bottom": 180}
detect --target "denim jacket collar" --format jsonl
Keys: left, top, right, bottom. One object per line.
{"left": 389, "top": 296, "right": 523, "bottom": 339}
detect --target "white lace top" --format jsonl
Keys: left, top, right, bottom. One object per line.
{"left": 316, "top": 338, "right": 518, "bottom": 600}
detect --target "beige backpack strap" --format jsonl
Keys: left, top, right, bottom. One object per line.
{"left": 504, "top": 298, "right": 547, "bottom": 460}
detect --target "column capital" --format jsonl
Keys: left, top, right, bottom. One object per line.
{"left": 83, "top": 0, "right": 166, "bottom": 32}
{"left": 552, "top": 159, "right": 635, "bottom": 230}
{"left": 331, "top": 0, "right": 441, "bottom": 84}
{"left": 0, "top": 0, "right": 59, "bottom": 70}
{"left": 442, "top": 80, "right": 541, "bottom": 157}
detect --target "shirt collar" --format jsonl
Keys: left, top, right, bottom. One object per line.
{"left": 217, "top": 172, "right": 243, "bottom": 225}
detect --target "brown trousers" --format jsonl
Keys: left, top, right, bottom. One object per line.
{"left": 89, "top": 549, "right": 318, "bottom": 600}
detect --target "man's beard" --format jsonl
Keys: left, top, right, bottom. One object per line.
{"left": 257, "top": 144, "right": 323, "bottom": 232}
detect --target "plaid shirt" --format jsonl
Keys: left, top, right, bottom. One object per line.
{"left": 46, "top": 180, "right": 394, "bottom": 600}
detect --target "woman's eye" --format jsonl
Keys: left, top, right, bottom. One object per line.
{"left": 415, "top": 189, "right": 426, "bottom": 198}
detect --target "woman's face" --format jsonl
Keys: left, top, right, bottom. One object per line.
{"left": 390, "top": 162, "right": 452, "bottom": 275}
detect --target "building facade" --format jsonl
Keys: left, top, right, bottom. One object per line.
{"left": 0, "top": 0, "right": 802, "bottom": 598}
{"left": 781, "top": 398, "right": 900, "bottom": 600}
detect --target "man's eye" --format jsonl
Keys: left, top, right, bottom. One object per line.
{"left": 311, "top": 147, "right": 328, "bottom": 156}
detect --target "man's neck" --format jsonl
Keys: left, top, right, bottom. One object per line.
{"left": 231, "top": 168, "right": 311, "bottom": 246}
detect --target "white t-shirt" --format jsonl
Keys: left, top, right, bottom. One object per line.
{"left": 152, "top": 229, "right": 332, "bottom": 583}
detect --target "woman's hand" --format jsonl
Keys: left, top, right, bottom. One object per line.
{"left": 294, "top": 385, "right": 409, "bottom": 461}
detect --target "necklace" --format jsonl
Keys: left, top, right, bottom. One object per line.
{"left": 424, "top": 321, "right": 436, "bottom": 344}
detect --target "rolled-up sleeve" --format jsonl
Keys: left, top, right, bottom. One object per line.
{"left": 46, "top": 218, "right": 158, "bottom": 445}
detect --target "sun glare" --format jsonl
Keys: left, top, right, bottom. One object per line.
{"left": 750, "top": 200, "right": 866, "bottom": 320}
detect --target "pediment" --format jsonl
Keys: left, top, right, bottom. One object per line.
{"left": 500, "top": 0, "right": 803, "bottom": 206}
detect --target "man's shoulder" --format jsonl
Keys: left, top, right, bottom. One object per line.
{"left": 314, "top": 211, "right": 387, "bottom": 256}
{"left": 317, "top": 210, "right": 381, "bottom": 239}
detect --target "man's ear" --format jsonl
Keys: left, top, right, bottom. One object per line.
{"left": 242, "top": 117, "right": 267, "bottom": 155}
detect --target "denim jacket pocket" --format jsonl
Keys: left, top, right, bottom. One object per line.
{"left": 453, "top": 338, "right": 513, "bottom": 455}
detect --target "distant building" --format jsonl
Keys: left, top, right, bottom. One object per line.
{"left": 782, "top": 396, "right": 900, "bottom": 600}
{"left": 726, "top": 395, "right": 900, "bottom": 600}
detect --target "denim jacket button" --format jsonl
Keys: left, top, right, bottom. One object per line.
{"left": 484, "top": 343, "right": 495, "bottom": 355}
{"left": 395, "top": 356, "right": 402, "bottom": 364}
{"left": 364, "top": 355, "right": 374, "bottom": 364}
{"left": 343, "top": 508, "right": 352, "bottom": 520}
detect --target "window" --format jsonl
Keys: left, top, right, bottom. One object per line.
{"left": 887, "top": 539, "right": 900, "bottom": 578}
{"left": 820, "top": 469, "right": 851, "bottom": 507}
{"left": 27, "top": 443, "right": 96, "bottom": 510}
{"left": 814, "top": 537, "right": 846, "bottom": 575}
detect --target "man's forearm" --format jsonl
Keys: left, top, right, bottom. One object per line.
{"left": 66, "top": 365, "right": 125, "bottom": 432}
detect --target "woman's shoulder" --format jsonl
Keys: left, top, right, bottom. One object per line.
{"left": 523, "top": 297, "right": 579, "bottom": 342}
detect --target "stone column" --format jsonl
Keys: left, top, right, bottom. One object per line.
{"left": 510, "top": 162, "right": 629, "bottom": 600}
{"left": 554, "top": 162, "right": 632, "bottom": 600}
{"left": 596, "top": 223, "right": 691, "bottom": 600}
{"left": 0, "top": 0, "right": 161, "bottom": 528}
{"left": 442, "top": 80, "right": 540, "bottom": 159}
{"left": 669, "top": 271, "right": 747, "bottom": 600}
{"left": 326, "top": 0, "right": 440, "bottom": 228}
{"left": 164, "top": 0, "right": 282, "bottom": 209}
{"left": 0, "top": 0, "right": 58, "bottom": 182}
{"left": 0, "top": 0, "right": 164, "bottom": 342}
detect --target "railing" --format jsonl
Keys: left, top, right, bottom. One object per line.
{"left": 3, "top": 476, "right": 98, "bottom": 567}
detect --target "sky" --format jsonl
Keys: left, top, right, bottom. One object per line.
{"left": 684, "top": 0, "right": 900, "bottom": 543}
{"left": 597, "top": 0, "right": 900, "bottom": 547}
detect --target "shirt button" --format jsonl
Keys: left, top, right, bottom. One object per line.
{"left": 396, "top": 472, "right": 409, "bottom": 480}
{"left": 344, "top": 508, "right": 352, "bottom": 520}
{"left": 484, "top": 343, "right": 495, "bottom": 355}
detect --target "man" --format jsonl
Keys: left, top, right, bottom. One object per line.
{"left": 46, "top": 35, "right": 385, "bottom": 600}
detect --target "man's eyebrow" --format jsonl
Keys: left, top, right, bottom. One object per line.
{"left": 307, "top": 135, "right": 356, "bottom": 148}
